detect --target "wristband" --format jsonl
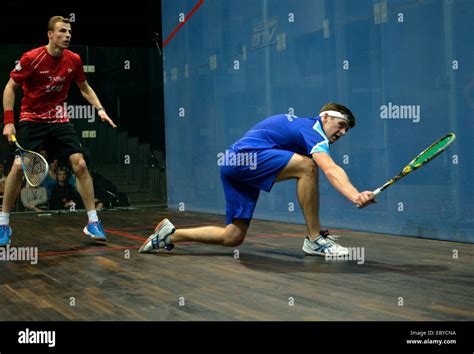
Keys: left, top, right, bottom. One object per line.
{"left": 4, "top": 110, "right": 14, "bottom": 125}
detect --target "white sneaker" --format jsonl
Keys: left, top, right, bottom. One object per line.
{"left": 302, "top": 231, "right": 349, "bottom": 256}
{"left": 139, "top": 219, "right": 176, "bottom": 253}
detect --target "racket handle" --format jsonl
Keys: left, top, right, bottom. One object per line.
{"left": 372, "top": 187, "right": 382, "bottom": 196}
{"left": 11, "top": 134, "right": 17, "bottom": 143}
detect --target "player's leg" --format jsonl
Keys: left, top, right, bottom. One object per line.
{"left": 139, "top": 164, "right": 258, "bottom": 253}
{"left": 275, "top": 153, "right": 321, "bottom": 240}
{"left": 274, "top": 153, "right": 348, "bottom": 256}
{"left": 171, "top": 220, "right": 248, "bottom": 246}
{"left": 68, "top": 152, "right": 106, "bottom": 242}
{"left": 1, "top": 158, "right": 23, "bottom": 214}
{"left": 139, "top": 218, "right": 249, "bottom": 253}
{"left": 1, "top": 122, "right": 45, "bottom": 246}
{"left": 0, "top": 158, "right": 22, "bottom": 245}
{"left": 50, "top": 122, "right": 106, "bottom": 242}
{"left": 69, "top": 152, "right": 95, "bottom": 211}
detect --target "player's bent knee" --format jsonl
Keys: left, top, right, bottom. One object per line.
{"left": 223, "top": 222, "right": 248, "bottom": 246}
{"left": 224, "top": 234, "right": 246, "bottom": 247}
{"left": 71, "top": 158, "right": 88, "bottom": 175}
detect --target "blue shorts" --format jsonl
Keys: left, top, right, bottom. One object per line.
{"left": 220, "top": 148, "right": 294, "bottom": 225}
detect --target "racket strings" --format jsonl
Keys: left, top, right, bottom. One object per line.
{"left": 22, "top": 151, "right": 48, "bottom": 186}
{"left": 411, "top": 134, "right": 455, "bottom": 167}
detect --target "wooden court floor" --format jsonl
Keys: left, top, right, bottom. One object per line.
{"left": 0, "top": 208, "right": 472, "bottom": 321}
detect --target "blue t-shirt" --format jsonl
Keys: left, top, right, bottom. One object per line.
{"left": 231, "top": 114, "right": 330, "bottom": 156}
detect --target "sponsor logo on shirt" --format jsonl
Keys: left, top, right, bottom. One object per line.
{"left": 45, "top": 76, "right": 66, "bottom": 93}
{"left": 45, "top": 85, "right": 64, "bottom": 93}
{"left": 48, "top": 76, "right": 66, "bottom": 82}
{"left": 40, "top": 70, "right": 49, "bottom": 74}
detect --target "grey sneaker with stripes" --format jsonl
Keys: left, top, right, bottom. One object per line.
{"left": 302, "top": 230, "right": 349, "bottom": 256}
{"left": 139, "top": 218, "right": 176, "bottom": 253}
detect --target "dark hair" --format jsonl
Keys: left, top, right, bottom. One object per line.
{"left": 57, "top": 168, "right": 68, "bottom": 176}
{"left": 48, "top": 16, "right": 71, "bottom": 32}
{"left": 319, "top": 102, "right": 356, "bottom": 128}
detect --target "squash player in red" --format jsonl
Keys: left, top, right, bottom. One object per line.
{"left": 0, "top": 16, "right": 117, "bottom": 246}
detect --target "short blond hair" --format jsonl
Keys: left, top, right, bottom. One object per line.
{"left": 48, "top": 16, "right": 71, "bottom": 32}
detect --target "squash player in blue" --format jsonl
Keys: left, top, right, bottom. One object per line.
{"left": 140, "top": 103, "right": 376, "bottom": 256}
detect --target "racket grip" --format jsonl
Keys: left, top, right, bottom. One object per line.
{"left": 11, "top": 134, "right": 17, "bottom": 143}
{"left": 372, "top": 187, "right": 382, "bottom": 196}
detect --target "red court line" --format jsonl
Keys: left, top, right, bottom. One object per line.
{"left": 106, "top": 229, "right": 301, "bottom": 243}
{"left": 106, "top": 224, "right": 352, "bottom": 232}
{"left": 162, "top": 0, "right": 205, "bottom": 48}
{"left": 38, "top": 228, "right": 354, "bottom": 256}
{"left": 250, "top": 233, "right": 304, "bottom": 239}
{"left": 105, "top": 226, "right": 152, "bottom": 231}
{"left": 106, "top": 223, "right": 213, "bottom": 231}
{"left": 104, "top": 229, "right": 147, "bottom": 241}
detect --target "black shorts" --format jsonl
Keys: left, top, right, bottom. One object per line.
{"left": 16, "top": 121, "right": 85, "bottom": 162}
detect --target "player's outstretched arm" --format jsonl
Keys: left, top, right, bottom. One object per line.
{"left": 76, "top": 80, "right": 117, "bottom": 128}
{"left": 312, "top": 152, "right": 375, "bottom": 208}
{"left": 2, "top": 78, "right": 20, "bottom": 141}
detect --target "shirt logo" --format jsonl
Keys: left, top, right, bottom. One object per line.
{"left": 40, "top": 70, "right": 49, "bottom": 74}
{"left": 15, "top": 62, "right": 22, "bottom": 72}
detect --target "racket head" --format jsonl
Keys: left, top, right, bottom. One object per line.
{"left": 21, "top": 151, "right": 49, "bottom": 187}
{"left": 12, "top": 135, "right": 49, "bottom": 187}
{"left": 372, "top": 132, "right": 456, "bottom": 196}
{"left": 407, "top": 133, "right": 456, "bottom": 170}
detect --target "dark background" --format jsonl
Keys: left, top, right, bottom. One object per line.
{"left": 0, "top": 0, "right": 165, "bottom": 152}
{"left": 0, "top": 0, "right": 163, "bottom": 48}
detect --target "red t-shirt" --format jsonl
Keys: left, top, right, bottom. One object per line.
{"left": 10, "top": 46, "right": 87, "bottom": 123}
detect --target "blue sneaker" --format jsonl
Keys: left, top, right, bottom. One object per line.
{"left": 0, "top": 225, "right": 12, "bottom": 246}
{"left": 83, "top": 221, "right": 107, "bottom": 243}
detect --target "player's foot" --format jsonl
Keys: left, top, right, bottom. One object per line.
{"left": 0, "top": 225, "right": 12, "bottom": 247}
{"left": 83, "top": 221, "right": 107, "bottom": 243}
{"left": 302, "top": 229, "right": 349, "bottom": 256}
{"left": 139, "top": 218, "right": 176, "bottom": 253}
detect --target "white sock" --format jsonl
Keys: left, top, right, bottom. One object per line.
{"left": 0, "top": 212, "right": 10, "bottom": 225}
{"left": 87, "top": 210, "right": 99, "bottom": 223}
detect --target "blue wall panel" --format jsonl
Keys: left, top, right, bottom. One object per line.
{"left": 162, "top": 0, "right": 474, "bottom": 242}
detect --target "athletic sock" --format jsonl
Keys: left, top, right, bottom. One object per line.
{"left": 0, "top": 212, "right": 10, "bottom": 225}
{"left": 320, "top": 229, "right": 330, "bottom": 237}
{"left": 87, "top": 210, "right": 99, "bottom": 223}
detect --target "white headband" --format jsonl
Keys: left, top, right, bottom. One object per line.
{"left": 320, "top": 110, "right": 349, "bottom": 122}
